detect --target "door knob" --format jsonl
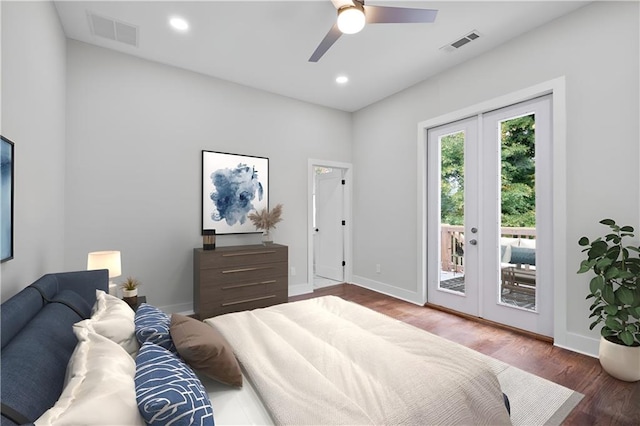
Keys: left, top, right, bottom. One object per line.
{"left": 471, "top": 227, "right": 478, "bottom": 233}
{"left": 469, "top": 239, "right": 477, "bottom": 246}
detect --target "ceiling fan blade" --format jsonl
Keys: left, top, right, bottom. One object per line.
{"left": 364, "top": 5, "right": 438, "bottom": 24}
{"left": 309, "top": 23, "right": 342, "bottom": 62}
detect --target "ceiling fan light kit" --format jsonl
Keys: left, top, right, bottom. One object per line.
{"left": 337, "top": 5, "right": 366, "bottom": 34}
{"left": 309, "top": 0, "right": 438, "bottom": 62}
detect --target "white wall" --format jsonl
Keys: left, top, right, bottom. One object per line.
{"left": 0, "top": 1, "right": 67, "bottom": 302}
{"left": 64, "top": 41, "right": 352, "bottom": 311}
{"left": 351, "top": 2, "right": 639, "bottom": 355}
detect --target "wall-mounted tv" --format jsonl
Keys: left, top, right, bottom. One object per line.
{"left": 1, "top": 135, "right": 15, "bottom": 262}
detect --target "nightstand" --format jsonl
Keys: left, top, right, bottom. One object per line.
{"left": 124, "top": 295, "right": 146, "bottom": 312}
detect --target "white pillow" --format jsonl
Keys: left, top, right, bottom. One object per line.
{"left": 519, "top": 238, "right": 536, "bottom": 249}
{"left": 500, "top": 237, "right": 520, "bottom": 247}
{"left": 78, "top": 290, "right": 139, "bottom": 355}
{"left": 501, "top": 244, "right": 512, "bottom": 263}
{"left": 36, "top": 326, "right": 145, "bottom": 426}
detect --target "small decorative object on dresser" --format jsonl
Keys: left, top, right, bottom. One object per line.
{"left": 248, "top": 203, "right": 283, "bottom": 245}
{"left": 193, "top": 244, "right": 288, "bottom": 319}
{"left": 121, "top": 276, "right": 141, "bottom": 307}
{"left": 202, "top": 229, "right": 216, "bottom": 250}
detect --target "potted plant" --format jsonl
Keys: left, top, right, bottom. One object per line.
{"left": 121, "top": 276, "right": 141, "bottom": 306}
{"left": 578, "top": 218, "right": 640, "bottom": 382}
{"left": 248, "top": 203, "right": 283, "bottom": 245}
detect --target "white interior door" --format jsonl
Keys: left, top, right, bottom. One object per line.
{"left": 315, "top": 168, "right": 344, "bottom": 282}
{"left": 427, "top": 96, "right": 553, "bottom": 337}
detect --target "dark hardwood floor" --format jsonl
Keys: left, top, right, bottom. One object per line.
{"left": 290, "top": 284, "right": 640, "bottom": 425}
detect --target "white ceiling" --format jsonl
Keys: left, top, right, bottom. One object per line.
{"left": 54, "top": 1, "right": 589, "bottom": 112}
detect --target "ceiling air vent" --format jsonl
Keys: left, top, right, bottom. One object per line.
{"left": 88, "top": 12, "right": 138, "bottom": 47}
{"left": 440, "top": 30, "right": 480, "bottom": 53}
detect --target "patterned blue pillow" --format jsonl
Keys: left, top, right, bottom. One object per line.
{"left": 510, "top": 246, "right": 536, "bottom": 266}
{"left": 135, "top": 303, "right": 176, "bottom": 352}
{"left": 135, "top": 342, "right": 215, "bottom": 426}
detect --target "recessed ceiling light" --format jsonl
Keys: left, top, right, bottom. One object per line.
{"left": 169, "top": 17, "right": 189, "bottom": 32}
{"left": 336, "top": 75, "right": 349, "bottom": 84}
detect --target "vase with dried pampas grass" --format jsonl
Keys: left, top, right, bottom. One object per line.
{"left": 248, "top": 204, "right": 283, "bottom": 245}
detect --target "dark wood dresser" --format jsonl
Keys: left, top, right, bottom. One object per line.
{"left": 193, "top": 244, "right": 288, "bottom": 319}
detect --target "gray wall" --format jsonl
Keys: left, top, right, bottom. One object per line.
{"left": 64, "top": 41, "right": 352, "bottom": 311}
{"left": 351, "top": 1, "right": 639, "bottom": 355}
{"left": 2, "top": 1, "right": 638, "bottom": 357}
{"left": 0, "top": 1, "right": 67, "bottom": 301}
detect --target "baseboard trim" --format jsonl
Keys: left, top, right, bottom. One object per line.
{"left": 289, "top": 283, "right": 313, "bottom": 297}
{"left": 557, "top": 332, "right": 599, "bottom": 358}
{"left": 351, "top": 275, "right": 422, "bottom": 305}
{"left": 158, "top": 302, "right": 193, "bottom": 315}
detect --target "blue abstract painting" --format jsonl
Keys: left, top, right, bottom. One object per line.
{"left": 1, "top": 136, "right": 14, "bottom": 262}
{"left": 202, "top": 151, "right": 268, "bottom": 234}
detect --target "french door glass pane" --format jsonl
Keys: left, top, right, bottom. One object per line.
{"left": 499, "top": 114, "right": 537, "bottom": 311}
{"left": 439, "top": 131, "right": 465, "bottom": 294}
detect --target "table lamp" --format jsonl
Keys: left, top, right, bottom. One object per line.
{"left": 87, "top": 250, "right": 122, "bottom": 296}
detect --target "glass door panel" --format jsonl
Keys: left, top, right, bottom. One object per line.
{"left": 439, "top": 131, "right": 466, "bottom": 295}
{"left": 498, "top": 114, "right": 537, "bottom": 312}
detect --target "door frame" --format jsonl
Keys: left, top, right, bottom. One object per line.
{"left": 417, "top": 77, "right": 568, "bottom": 342}
{"left": 307, "top": 159, "right": 353, "bottom": 290}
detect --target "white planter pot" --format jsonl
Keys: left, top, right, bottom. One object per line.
{"left": 123, "top": 288, "right": 138, "bottom": 298}
{"left": 599, "top": 336, "right": 640, "bottom": 382}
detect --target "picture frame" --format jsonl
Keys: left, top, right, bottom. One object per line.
{"left": 1, "top": 135, "right": 15, "bottom": 262}
{"left": 202, "top": 150, "right": 269, "bottom": 235}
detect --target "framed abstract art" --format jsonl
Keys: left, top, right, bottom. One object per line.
{"left": 1, "top": 135, "right": 14, "bottom": 262}
{"left": 201, "top": 150, "right": 269, "bottom": 235}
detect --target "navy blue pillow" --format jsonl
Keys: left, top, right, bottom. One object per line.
{"left": 135, "top": 303, "right": 176, "bottom": 352}
{"left": 510, "top": 246, "right": 536, "bottom": 266}
{"left": 135, "top": 342, "right": 214, "bottom": 426}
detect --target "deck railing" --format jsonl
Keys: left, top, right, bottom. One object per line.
{"left": 440, "top": 225, "right": 536, "bottom": 273}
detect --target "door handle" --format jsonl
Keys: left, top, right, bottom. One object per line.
{"left": 471, "top": 227, "right": 478, "bottom": 233}
{"left": 469, "top": 239, "right": 477, "bottom": 246}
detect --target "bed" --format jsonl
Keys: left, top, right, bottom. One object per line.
{"left": 1, "top": 271, "right": 511, "bottom": 425}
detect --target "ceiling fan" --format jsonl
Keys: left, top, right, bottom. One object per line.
{"left": 309, "top": 0, "right": 438, "bottom": 62}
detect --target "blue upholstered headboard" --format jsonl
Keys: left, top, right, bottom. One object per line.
{"left": 0, "top": 270, "right": 109, "bottom": 426}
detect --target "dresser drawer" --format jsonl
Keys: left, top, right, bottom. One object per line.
{"left": 198, "top": 289, "right": 288, "bottom": 319}
{"left": 196, "top": 245, "right": 286, "bottom": 269}
{"left": 199, "top": 263, "right": 286, "bottom": 286}
{"left": 200, "top": 273, "right": 287, "bottom": 302}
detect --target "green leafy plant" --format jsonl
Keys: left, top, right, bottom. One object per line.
{"left": 578, "top": 219, "right": 640, "bottom": 346}
{"left": 120, "top": 277, "right": 141, "bottom": 291}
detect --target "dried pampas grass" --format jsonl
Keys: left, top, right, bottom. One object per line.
{"left": 248, "top": 203, "right": 283, "bottom": 231}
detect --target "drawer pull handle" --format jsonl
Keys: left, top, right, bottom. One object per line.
{"left": 221, "top": 295, "right": 275, "bottom": 307}
{"left": 222, "top": 251, "right": 277, "bottom": 257}
{"left": 222, "top": 280, "right": 277, "bottom": 290}
{"left": 222, "top": 266, "right": 273, "bottom": 274}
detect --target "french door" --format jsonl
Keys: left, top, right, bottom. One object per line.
{"left": 427, "top": 96, "right": 553, "bottom": 336}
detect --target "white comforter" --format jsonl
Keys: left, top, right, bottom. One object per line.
{"left": 205, "top": 296, "right": 511, "bottom": 425}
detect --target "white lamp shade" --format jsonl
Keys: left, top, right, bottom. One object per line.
{"left": 87, "top": 251, "right": 122, "bottom": 279}
{"left": 337, "top": 6, "right": 365, "bottom": 34}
